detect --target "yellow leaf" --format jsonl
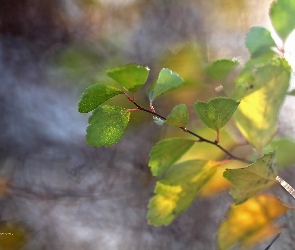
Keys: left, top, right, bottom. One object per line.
{"left": 217, "top": 194, "right": 291, "bottom": 250}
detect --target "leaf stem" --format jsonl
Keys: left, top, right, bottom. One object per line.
{"left": 126, "top": 93, "right": 251, "bottom": 163}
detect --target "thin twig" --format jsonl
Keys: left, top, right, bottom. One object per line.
{"left": 127, "top": 95, "right": 251, "bottom": 163}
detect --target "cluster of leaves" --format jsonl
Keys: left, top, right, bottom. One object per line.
{"left": 78, "top": 0, "right": 295, "bottom": 249}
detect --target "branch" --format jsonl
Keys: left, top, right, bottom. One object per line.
{"left": 127, "top": 95, "right": 251, "bottom": 164}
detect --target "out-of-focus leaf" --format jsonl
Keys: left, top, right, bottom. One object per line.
{"left": 224, "top": 152, "right": 277, "bottom": 205}
{"left": 217, "top": 194, "right": 291, "bottom": 250}
{"left": 86, "top": 105, "right": 130, "bottom": 147}
{"left": 245, "top": 27, "right": 276, "bottom": 56}
{"left": 149, "top": 138, "right": 195, "bottom": 177}
{"left": 0, "top": 221, "right": 28, "bottom": 250}
{"left": 194, "top": 97, "right": 240, "bottom": 132}
{"left": 147, "top": 160, "right": 218, "bottom": 226}
{"left": 153, "top": 116, "right": 165, "bottom": 126}
{"left": 263, "top": 137, "right": 295, "bottom": 168}
{"left": 233, "top": 58, "right": 291, "bottom": 151}
{"left": 200, "top": 160, "right": 246, "bottom": 197}
{"left": 205, "top": 59, "right": 238, "bottom": 80}
{"left": 106, "top": 63, "right": 149, "bottom": 92}
{"left": 151, "top": 68, "right": 184, "bottom": 101}
{"left": 78, "top": 83, "right": 123, "bottom": 113}
{"left": 165, "top": 104, "right": 189, "bottom": 127}
{"left": 288, "top": 89, "right": 295, "bottom": 95}
{"left": 270, "top": 0, "right": 295, "bottom": 41}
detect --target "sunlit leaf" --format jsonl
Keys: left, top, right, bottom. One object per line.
{"left": 106, "top": 63, "right": 149, "bottom": 92}
{"left": 194, "top": 97, "right": 240, "bottom": 132}
{"left": 147, "top": 160, "right": 218, "bottom": 226}
{"left": 217, "top": 194, "right": 291, "bottom": 250}
{"left": 151, "top": 68, "right": 184, "bottom": 101}
{"left": 233, "top": 58, "right": 291, "bottom": 150}
{"left": 245, "top": 27, "right": 276, "bottom": 56}
{"left": 78, "top": 83, "right": 123, "bottom": 113}
{"left": 165, "top": 104, "right": 189, "bottom": 127}
{"left": 86, "top": 105, "right": 130, "bottom": 147}
{"left": 270, "top": 0, "right": 295, "bottom": 41}
{"left": 149, "top": 138, "right": 195, "bottom": 177}
{"left": 223, "top": 152, "right": 277, "bottom": 205}
{"left": 263, "top": 137, "right": 295, "bottom": 168}
{"left": 0, "top": 221, "right": 28, "bottom": 250}
{"left": 205, "top": 59, "right": 238, "bottom": 80}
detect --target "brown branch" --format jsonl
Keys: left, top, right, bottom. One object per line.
{"left": 127, "top": 95, "right": 251, "bottom": 164}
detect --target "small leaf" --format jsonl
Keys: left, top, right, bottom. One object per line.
{"left": 147, "top": 160, "right": 218, "bottom": 226}
{"left": 78, "top": 83, "right": 123, "bottom": 113}
{"left": 153, "top": 116, "right": 165, "bottom": 126}
{"left": 194, "top": 97, "right": 240, "bottom": 132}
{"left": 86, "top": 105, "right": 130, "bottom": 147}
{"left": 205, "top": 59, "right": 238, "bottom": 80}
{"left": 270, "top": 0, "right": 295, "bottom": 41}
{"left": 149, "top": 138, "right": 195, "bottom": 177}
{"left": 217, "top": 194, "right": 290, "bottom": 250}
{"left": 223, "top": 152, "right": 277, "bottom": 205}
{"left": 106, "top": 63, "right": 149, "bottom": 92}
{"left": 233, "top": 58, "right": 291, "bottom": 150}
{"left": 165, "top": 104, "right": 189, "bottom": 127}
{"left": 245, "top": 27, "right": 276, "bottom": 56}
{"left": 288, "top": 89, "right": 295, "bottom": 95}
{"left": 151, "top": 68, "right": 184, "bottom": 101}
{"left": 263, "top": 137, "right": 295, "bottom": 168}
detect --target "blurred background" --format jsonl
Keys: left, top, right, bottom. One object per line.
{"left": 0, "top": 0, "right": 295, "bottom": 249}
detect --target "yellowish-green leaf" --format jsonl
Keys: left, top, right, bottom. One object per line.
{"left": 106, "top": 63, "right": 149, "bottom": 92}
{"left": 233, "top": 58, "right": 291, "bottom": 150}
{"left": 86, "top": 105, "right": 130, "bottom": 147}
{"left": 270, "top": 0, "right": 295, "bottom": 41}
{"left": 78, "top": 83, "right": 123, "bottom": 113}
{"left": 223, "top": 152, "right": 277, "bottom": 205}
{"left": 205, "top": 59, "right": 238, "bottom": 80}
{"left": 147, "top": 160, "right": 218, "bottom": 226}
{"left": 149, "top": 138, "right": 195, "bottom": 177}
{"left": 217, "top": 194, "right": 291, "bottom": 250}
{"left": 165, "top": 104, "right": 189, "bottom": 127}
{"left": 194, "top": 97, "right": 240, "bottom": 132}
{"left": 151, "top": 68, "right": 184, "bottom": 101}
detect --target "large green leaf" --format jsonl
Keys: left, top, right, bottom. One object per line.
{"left": 78, "top": 83, "right": 123, "bottom": 113}
{"left": 223, "top": 152, "right": 277, "bottom": 205}
{"left": 106, "top": 63, "right": 149, "bottom": 92}
{"left": 151, "top": 68, "right": 183, "bottom": 101}
{"left": 205, "top": 59, "right": 238, "bottom": 80}
{"left": 149, "top": 138, "right": 195, "bottom": 177}
{"left": 263, "top": 137, "right": 295, "bottom": 168}
{"left": 147, "top": 160, "right": 218, "bottom": 226}
{"left": 194, "top": 97, "right": 240, "bottom": 132}
{"left": 233, "top": 58, "right": 291, "bottom": 150}
{"left": 245, "top": 27, "right": 276, "bottom": 56}
{"left": 86, "top": 105, "right": 130, "bottom": 147}
{"left": 165, "top": 104, "right": 189, "bottom": 127}
{"left": 270, "top": 0, "right": 295, "bottom": 41}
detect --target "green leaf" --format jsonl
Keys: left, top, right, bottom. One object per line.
{"left": 165, "top": 104, "right": 189, "bottom": 127}
{"left": 106, "top": 63, "right": 149, "bottom": 92}
{"left": 194, "top": 97, "right": 240, "bottom": 132}
{"left": 288, "top": 89, "right": 295, "bottom": 95}
{"left": 151, "top": 68, "right": 184, "bottom": 101}
{"left": 263, "top": 137, "right": 295, "bottom": 168}
{"left": 86, "top": 105, "right": 130, "bottom": 147}
{"left": 149, "top": 138, "right": 195, "bottom": 177}
{"left": 270, "top": 0, "right": 295, "bottom": 41}
{"left": 223, "top": 152, "right": 277, "bottom": 205}
{"left": 205, "top": 59, "right": 238, "bottom": 80}
{"left": 78, "top": 83, "right": 123, "bottom": 113}
{"left": 153, "top": 116, "right": 165, "bottom": 126}
{"left": 245, "top": 27, "right": 276, "bottom": 56}
{"left": 233, "top": 58, "right": 291, "bottom": 150}
{"left": 147, "top": 160, "right": 218, "bottom": 226}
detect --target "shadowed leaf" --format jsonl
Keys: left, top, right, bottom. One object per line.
{"left": 165, "top": 104, "right": 189, "bottom": 127}
{"left": 205, "top": 59, "right": 238, "bottom": 80}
